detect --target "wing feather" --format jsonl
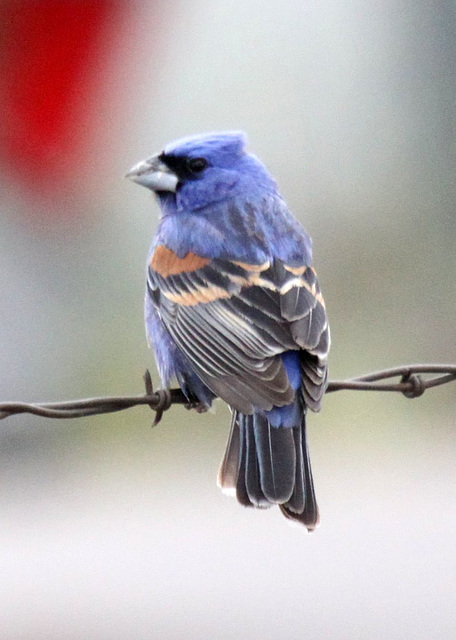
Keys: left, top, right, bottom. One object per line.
{"left": 148, "top": 251, "right": 329, "bottom": 412}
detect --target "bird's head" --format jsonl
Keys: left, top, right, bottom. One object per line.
{"left": 126, "top": 131, "right": 277, "bottom": 212}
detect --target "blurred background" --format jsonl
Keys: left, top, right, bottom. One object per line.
{"left": 1, "top": 1, "right": 456, "bottom": 638}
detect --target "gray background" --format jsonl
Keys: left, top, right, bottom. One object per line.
{"left": 1, "top": 2, "right": 456, "bottom": 638}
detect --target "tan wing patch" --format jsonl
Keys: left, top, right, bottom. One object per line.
{"left": 232, "top": 260, "right": 271, "bottom": 272}
{"left": 150, "top": 245, "right": 210, "bottom": 276}
{"left": 162, "top": 286, "right": 232, "bottom": 306}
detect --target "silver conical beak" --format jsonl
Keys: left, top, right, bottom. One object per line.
{"left": 125, "top": 154, "right": 178, "bottom": 192}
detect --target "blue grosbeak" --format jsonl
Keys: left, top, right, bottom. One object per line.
{"left": 127, "top": 132, "right": 330, "bottom": 530}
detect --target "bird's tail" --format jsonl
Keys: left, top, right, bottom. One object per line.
{"left": 217, "top": 410, "right": 320, "bottom": 531}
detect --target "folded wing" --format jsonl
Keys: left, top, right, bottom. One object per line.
{"left": 147, "top": 246, "right": 329, "bottom": 414}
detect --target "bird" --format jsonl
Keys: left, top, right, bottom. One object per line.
{"left": 126, "top": 131, "right": 330, "bottom": 530}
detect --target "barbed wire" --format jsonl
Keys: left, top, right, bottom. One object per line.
{"left": 0, "top": 364, "right": 454, "bottom": 425}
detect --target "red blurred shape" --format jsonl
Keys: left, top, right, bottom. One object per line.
{"left": 0, "top": 0, "right": 114, "bottom": 198}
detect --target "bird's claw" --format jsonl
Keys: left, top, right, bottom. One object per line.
{"left": 184, "top": 401, "right": 209, "bottom": 414}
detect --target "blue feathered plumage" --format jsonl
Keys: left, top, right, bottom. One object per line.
{"left": 128, "top": 131, "right": 330, "bottom": 530}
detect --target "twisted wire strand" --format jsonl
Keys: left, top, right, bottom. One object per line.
{"left": 1, "top": 364, "right": 455, "bottom": 424}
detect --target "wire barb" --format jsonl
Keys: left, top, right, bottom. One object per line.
{"left": 152, "top": 390, "right": 173, "bottom": 426}
{"left": 400, "top": 372, "right": 425, "bottom": 399}
{"left": 0, "top": 364, "right": 455, "bottom": 423}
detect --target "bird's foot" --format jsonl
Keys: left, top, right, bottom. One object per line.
{"left": 184, "top": 400, "right": 209, "bottom": 414}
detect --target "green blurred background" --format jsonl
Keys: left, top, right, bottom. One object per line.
{"left": 1, "top": 1, "right": 456, "bottom": 638}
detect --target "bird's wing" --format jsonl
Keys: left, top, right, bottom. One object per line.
{"left": 147, "top": 245, "right": 329, "bottom": 414}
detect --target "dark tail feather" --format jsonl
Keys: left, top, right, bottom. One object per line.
{"left": 217, "top": 411, "right": 241, "bottom": 494}
{"left": 218, "top": 410, "right": 320, "bottom": 531}
{"left": 280, "top": 416, "right": 320, "bottom": 531}
{"left": 244, "top": 414, "right": 269, "bottom": 507}
{"left": 252, "top": 413, "right": 296, "bottom": 504}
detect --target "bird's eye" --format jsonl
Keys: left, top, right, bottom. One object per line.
{"left": 187, "top": 157, "right": 208, "bottom": 173}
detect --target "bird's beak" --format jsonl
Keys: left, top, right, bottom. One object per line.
{"left": 125, "top": 153, "right": 178, "bottom": 192}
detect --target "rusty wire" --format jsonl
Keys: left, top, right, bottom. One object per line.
{"left": 0, "top": 364, "right": 455, "bottom": 425}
